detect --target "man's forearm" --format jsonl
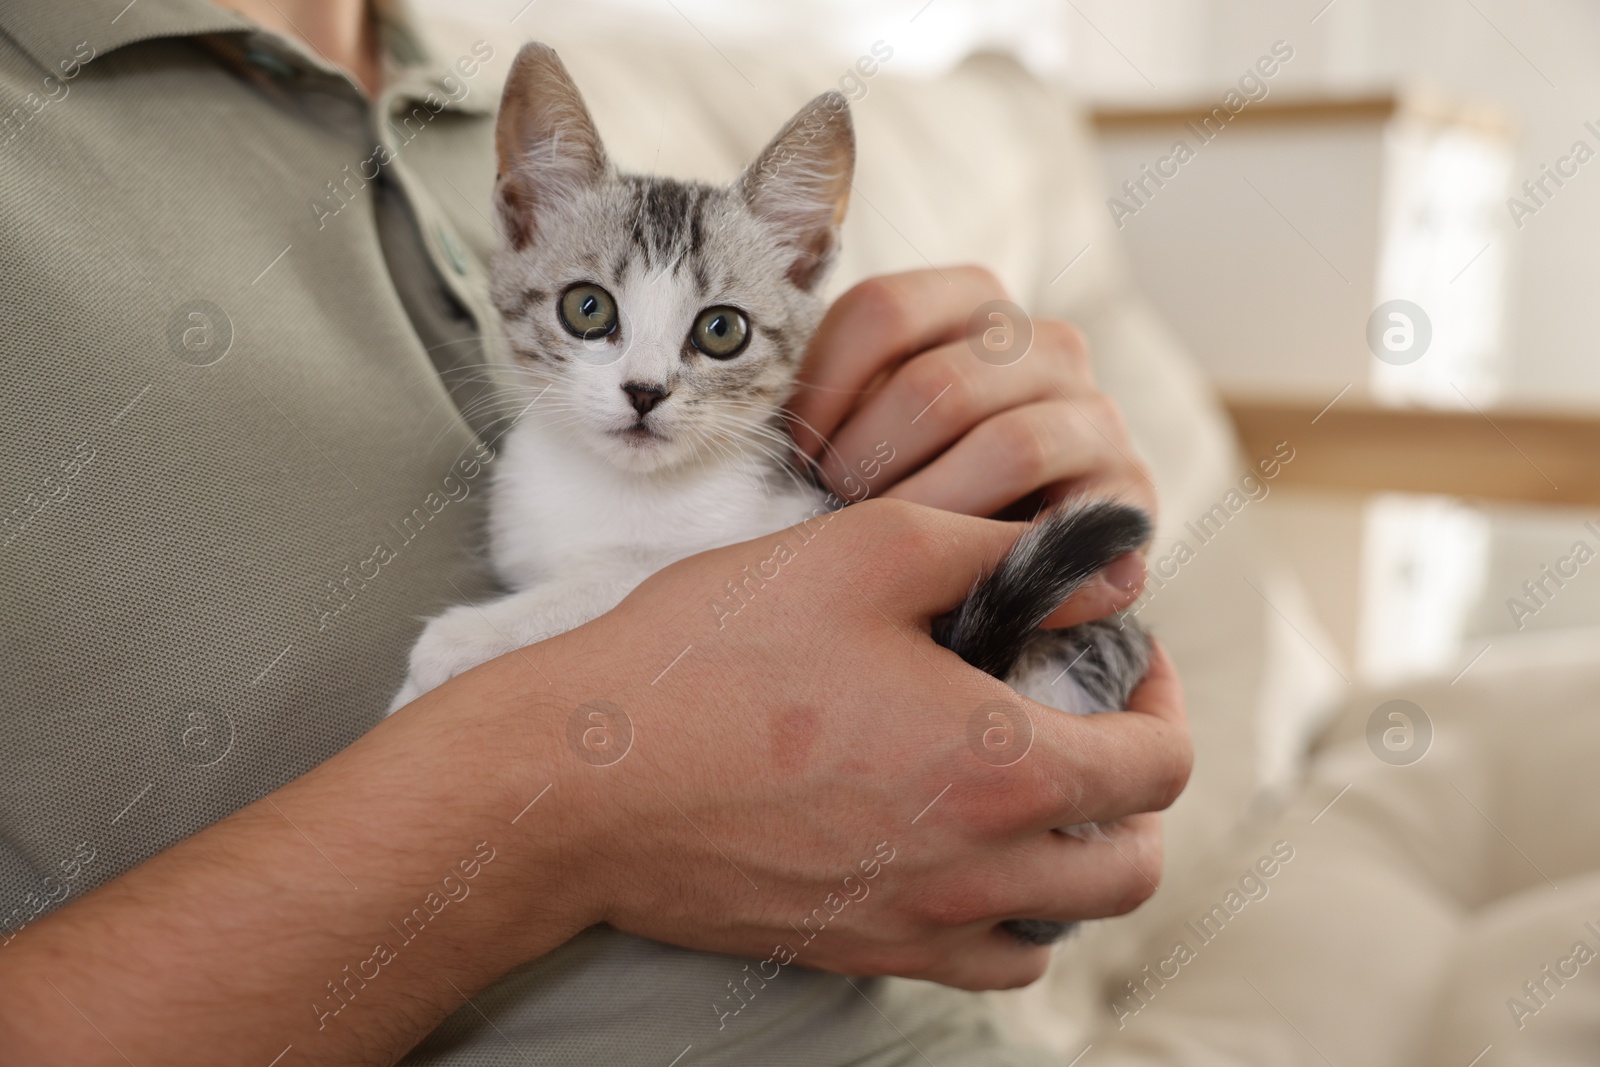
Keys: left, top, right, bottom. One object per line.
{"left": 0, "top": 649, "right": 591, "bottom": 1066}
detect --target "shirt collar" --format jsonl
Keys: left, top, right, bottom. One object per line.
{"left": 0, "top": 0, "right": 492, "bottom": 115}
{"left": 0, "top": 0, "right": 249, "bottom": 71}
{"left": 377, "top": 0, "right": 496, "bottom": 117}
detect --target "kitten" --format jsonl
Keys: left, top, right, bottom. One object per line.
{"left": 390, "top": 43, "right": 1151, "bottom": 946}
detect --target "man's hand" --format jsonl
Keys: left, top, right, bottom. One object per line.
{"left": 550, "top": 499, "right": 1191, "bottom": 991}
{"left": 0, "top": 502, "right": 1190, "bottom": 1065}
{"left": 788, "top": 267, "right": 1155, "bottom": 626}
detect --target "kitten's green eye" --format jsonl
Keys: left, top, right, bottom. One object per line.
{"left": 689, "top": 306, "right": 751, "bottom": 359}
{"left": 558, "top": 283, "right": 619, "bottom": 341}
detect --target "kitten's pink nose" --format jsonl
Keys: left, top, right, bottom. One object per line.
{"left": 622, "top": 382, "right": 669, "bottom": 417}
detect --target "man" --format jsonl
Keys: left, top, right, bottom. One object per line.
{"left": 0, "top": 0, "right": 1190, "bottom": 1063}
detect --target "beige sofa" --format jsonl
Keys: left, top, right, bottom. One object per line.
{"left": 434, "top": 14, "right": 1600, "bottom": 1063}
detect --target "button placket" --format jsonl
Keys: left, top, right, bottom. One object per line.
{"left": 436, "top": 226, "right": 468, "bottom": 276}
{"left": 242, "top": 45, "right": 297, "bottom": 80}
{"left": 371, "top": 80, "right": 509, "bottom": 382}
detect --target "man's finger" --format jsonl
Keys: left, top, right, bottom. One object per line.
{"left": 780, "top": 500, "right": 1143, "bottom": 627}
{"left": 982, "top": 643, "right": 1190, "bottom": 829}
{"left": 994, "top": 812, "right": 1164, "bottom": 921}
{"left": 1123, "top": 641, "right": 1186, "bottom": 726}
{"left": 825, "top": 499, "right": 1031, "bottom": 618}
{"left": 880, "top": 399, "right": 1157, "bottom": 518}
{"left": 1038, "top": 551, "right": 1146, "bottom": 628}
{"left": 886, "top": 933, "right": 1054, "bottom": 991}
{"left": 816, "top": 340, "right": 1058, "bottom": 498}
{"left": 787, "top": 267, "right": 1008, "bottom": 457}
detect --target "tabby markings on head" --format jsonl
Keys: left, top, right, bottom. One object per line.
{"left": 485, "top": 42, "right": 855, "bottom": 477}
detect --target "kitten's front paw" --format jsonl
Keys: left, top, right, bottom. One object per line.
{"left": 387, "top": 676, "right": 426, "bottom": 716}
{"left": 386, "top": 606, "right": 517, "bottom": 715}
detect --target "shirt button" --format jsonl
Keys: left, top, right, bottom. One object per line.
{"left": 438, "top": 226, "right": 468, "bottom": 276}
{"left": 243, "top": 46, "right": 298, "bottom": 80}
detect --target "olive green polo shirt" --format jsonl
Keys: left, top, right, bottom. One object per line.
{"left": 0, "top": 4, "right": 1053, "bottom": 1064}
{"left": 1, "top": 0, "right": 510, "bottom": 920}
{"left": 1, "top": 0, "right": 509, "bottom": 1039}
{"left": 2, "top": 0, "right": 507, "bottom": 905}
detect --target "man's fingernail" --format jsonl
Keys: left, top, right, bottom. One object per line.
{"left": 1102, "top": 553, "right": 1145, "bottom": 597}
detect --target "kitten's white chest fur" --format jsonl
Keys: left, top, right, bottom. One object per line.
{"left": 386, "top": 421, "right": 823, "bottom": 713}
{"left": 384, "top": 37, "right": 863, "bottom": 715}
{"left": 489, "top": 419, "right": 822, "bottom": 591}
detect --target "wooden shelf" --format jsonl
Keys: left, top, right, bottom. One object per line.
{"left": 1223, "top": 395, "right": 1600, "bottom": 507}
{"left": 1091, "top": 91, "right": 1513, "bottom": 137}
{"left": 1092, "top": 94, "right": 1398, "bottom": 132}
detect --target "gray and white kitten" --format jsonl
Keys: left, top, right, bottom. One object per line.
{"left": 390, "top": 43, "right": 1151, "bottom": 946}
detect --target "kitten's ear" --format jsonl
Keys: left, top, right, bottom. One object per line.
{"left": 738, "top": 92, "right": 855, "bottom": 291}
{"left": 494, "top": 43, "right": 609, "bottom": 251}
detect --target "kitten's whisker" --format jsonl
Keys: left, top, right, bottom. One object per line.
{"left": 415, "top": 358, "right": 548, "bottom": 447}
{"left": 773, "top": 406, "right": 858, "bottom": 482}
{"left": 421, "top": 335, "right": 513, "bottom": 354}
{"left": 697, "top": 413, "right": 819, "bottom": 497}
{"left": 787, "top": 381, "right": 876, "bottom": 395}
{"left": 427, "top": 385, "right": 569, "bottom": 451}
{"left": 719, "top": 400, "right": 850, "bottom": 486}
{"left": 439, "top": 386, "right": 555, "bottom": 417}
{"left": 453, "top": 382, "right": 563, "bottom": 416}
{"left": 726, "top": 426, "right": 814, "bottom": 482}
{"left": 717, "top": 404, "right": 838, "bottom": 489}
{"left": 437, "top": 366, "right": 539, "bottom": 387}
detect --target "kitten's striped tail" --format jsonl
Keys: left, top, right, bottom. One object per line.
{"left": 934, "top": 500, "right": 1152, "bottom": 678}
{"left": 932, "top": 499, "right": 1153, "bottom": 949}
